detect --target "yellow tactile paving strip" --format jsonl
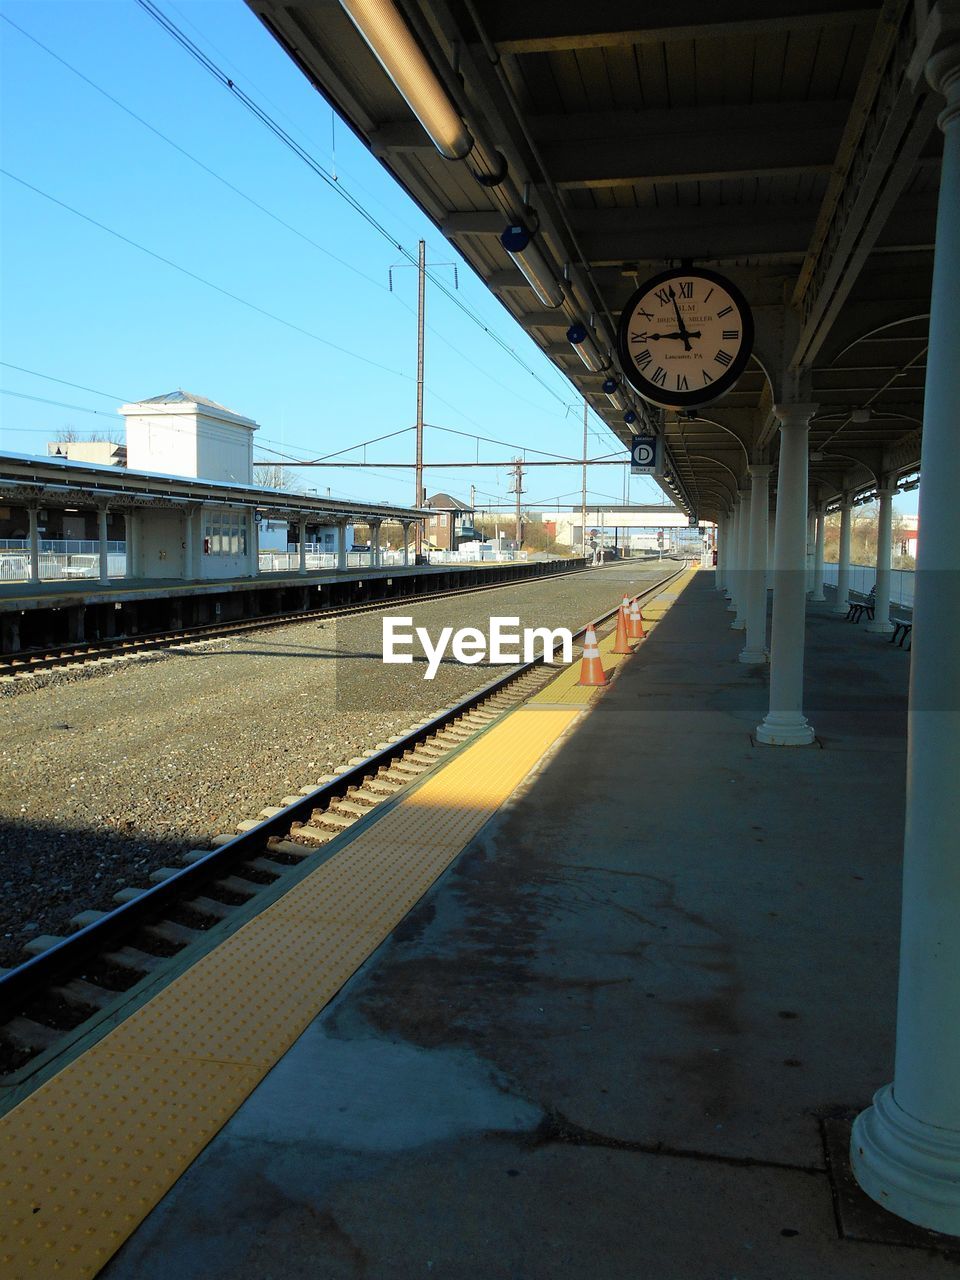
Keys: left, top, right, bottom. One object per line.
{"left": 0, "top": 705, "right": 579, "bottom": 1280}
{"left": 529, "top": 569, "right": 698, "bottom": 706}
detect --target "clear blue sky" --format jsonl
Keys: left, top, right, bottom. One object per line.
{"left": 0, "top": 0, "right": 669, "bottom": 515}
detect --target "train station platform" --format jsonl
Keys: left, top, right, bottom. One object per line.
{"left": 3, "top": 568, "right": 948, "bottom": 1278}
{"left": 83, "top": 568, "right": 945, "bottom": 1279}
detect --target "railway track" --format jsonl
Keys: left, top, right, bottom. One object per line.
{"left": 0, "top": 560, "right": 591, "bottom": 681}
{"left": 0, "top": 565, "right": 686, "bottom": 1087}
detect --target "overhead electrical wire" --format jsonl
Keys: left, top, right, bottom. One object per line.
{"left": 132, "top": 0, "right": 577, "bottom": 410}
{"left": 2, "top": 9, "right": 620, "bottom": 454}
{"left": 0, "top": 168, "right": 417, "bottom": 384}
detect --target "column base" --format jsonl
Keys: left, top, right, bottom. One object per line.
{"left": 809, "top": 593, "right": 825, "bottom": 602}
{"left": 831, "top": 604, "right": 849, "bottom": 615}
{"left": 755, "top": 711, "right": 815, "bottom": 746}
{"left": 738, "top": 648, "right": 767, "bottom": 665}
{"left": 852, "top": 1084, "right": 960, "bottom": 1237}
{"left": 865, "top": 619, "right": 894, "bottom": 634}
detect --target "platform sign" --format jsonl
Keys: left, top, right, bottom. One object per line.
{"left": 630, "top": 434, "right": 663, "bottom": 476}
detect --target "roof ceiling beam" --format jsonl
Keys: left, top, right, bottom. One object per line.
{"left": 488, "top": 1, "right": 881, "bottom": 53}
{"left": 789, "top": 2, "right": 942, "bottom": 369}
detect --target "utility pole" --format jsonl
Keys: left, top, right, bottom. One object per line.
{"left": 415, "top": 238, "right": 425, "bottom": 557}
{"left": 581, "top": 397, "right": 589, "bottom": 561}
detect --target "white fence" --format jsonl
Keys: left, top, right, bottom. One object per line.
{"left": 0, "top": 547, "right": 127, "bottom": 583}
{"left": 822, "top": 561, "right": 915, "bottom": 608}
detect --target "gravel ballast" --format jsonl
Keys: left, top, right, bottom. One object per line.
{"left": 0, "top": 561, "right": 676, "bottom": 967}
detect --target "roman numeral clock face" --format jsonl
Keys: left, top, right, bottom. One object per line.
{"left": 615, "top": 268, "right": 754, "bottom": 410}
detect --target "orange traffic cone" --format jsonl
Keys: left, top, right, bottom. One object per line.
{"left": 612, "top": 600, "right": 634, "bottom": 654}
{"left": 628, "top": 598, "right": 646, "bottom": 640}
{"left": 577, "top": 624, "right": 608, "bottom": 686}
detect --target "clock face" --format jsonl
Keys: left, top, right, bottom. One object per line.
{"left": 616, "top": 268, "right": 754, "bottom": 409}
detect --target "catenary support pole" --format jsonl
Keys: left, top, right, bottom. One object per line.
{"left": 866, "top": 481, "right": 895, "bottom": 633}
{"left": 756, "top": 404, "right": 817, "bottom": 745}
{"left": 851, "top": 41, "right": 960, "bottom": 1234}
{"left": 740, "top": 464, "right": 771, "bottom": 663}
{"left": 833, "top": 495, "right": 853, "bottom": 613}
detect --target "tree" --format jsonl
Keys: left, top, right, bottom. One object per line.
{"left": 253, "top": 463, "right": 289, "bottom": 490}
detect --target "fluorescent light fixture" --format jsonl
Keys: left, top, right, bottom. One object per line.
{"left": 339, "top": 0, "right": 473, "bottom": 160}
{"left": 500, "top": 223, "right": 563, "bottom": 308}
{"left": 566, "top": 322, "right": 610, "bottom": 373}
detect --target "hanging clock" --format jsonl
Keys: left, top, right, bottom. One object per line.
{"left": 616, "top": 266, "right": 754, "bottom": 410}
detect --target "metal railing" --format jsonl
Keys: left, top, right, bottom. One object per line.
{"left": 822, "top": 561, "right": 915, "bottom": 608}
{"left": 0, "top": 551, "right": 127, "bottom": 583}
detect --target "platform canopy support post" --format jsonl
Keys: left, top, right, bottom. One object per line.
{"left": 731, "top": 486, "right": 750, "bottom": 630}
{"left": 851, "top": 36, "right": 960, "bottom": 1235}
{"left": 28, "top": 505, "right": 40, "bottom": 582}
{"left": 97, "top": 505, "right": 110, "bottom": 585}
{"left": 810, "top": 502, "right": 826, "bottom": 601}
{"left": 402, "top": 522, "right": 411, "bottom": 567}
{"left": 833, "top": 494, "right": 853, "bottom": 613}
{"left": 726, "top": 498, "right": 740, "bottom": 608}
{"left": 337, "top": 521, "right": 348, "bottom": 572}
{"left": 865, "top": 480, "right": 895, "bottom": 633}
{"left": 298, "top": 519, "right": 307, "bottom": 575}
{"left": 715, "top": 512, "right": 727, "bottom": 591}
{"left": 740, "top": 463, "right": 771, "bottom": 664}
{"left": 756, "top": 403, "right": 818, "bottom": 746}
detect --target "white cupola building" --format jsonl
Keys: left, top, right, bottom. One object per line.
{"left": 119, "top": 390, "right": 257, "bottom": 484}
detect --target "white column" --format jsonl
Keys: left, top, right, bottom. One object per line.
{"left": 833, "top": 495, "right": 853, "bottom": 613}
{"left": 726, "top": 499, "right": 740, "bottom": 608}
{"left": 865, "top": 482, "right": 895, "bottom": 633}
{"left": 337, "top": 522, "right": 348, "bottom": 571}
{"left": 805, "top": 512, "right": 816, "bottom": 593}
{"left": 767, "top": 513, "right": 776, "bottom": 592}
{"left": 298, "top": 518, "right": 307, "bottom": 575}
{"left": 28, "top": 506, "right": 40, "bottom": 582}
{"left": 183, "top": 510, "right": 194, "bottom": 580}
{"left": 715, "top": 514, "right": 727, "bottom": 590}
{"left": 97, "top": 506, "right": 110, "bottom": 585}
{"left": 731, "top": 487, "right": 750, "bottom": 629}
{"left": 248, "top": 514, "right": 259, "bottom": 578}
{"left": 740, "top": 464, "right": 771, "bottom": 664}
{"left": 756, "top": 403, "right": 817, "bottom": 746}
{"left": 810, "top": 503, "right": 826, "bottom": 601}
{"left": 126, "top": 512, "right": 137, "bottom": 579}
{"left": 402, "top": 522, "right": 411, "bottom": 567}
{"left": 851, "top": 43, "right": 960, "bottom": 1234}
{"left": 371, "top": 521, "right": 382, "bottom": 568}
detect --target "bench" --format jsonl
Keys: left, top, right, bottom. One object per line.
{"left": 846, "top": 587, "right": 875, "bottom": 624}
{"left": 891, "top": 619, "right": 912, "bottom": 649}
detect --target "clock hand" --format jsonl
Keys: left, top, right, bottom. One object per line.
{"left": 649, "top": 331, "right": 701, "bottom": 342}
{"left": 667, "top": 286, "right": 693, "bottom": 352}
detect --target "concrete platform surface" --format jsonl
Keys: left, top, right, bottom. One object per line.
{"left": 102, "top": 572, "right": 954, "bottom": 1278}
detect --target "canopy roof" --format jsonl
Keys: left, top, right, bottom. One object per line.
{"left": 247, "top": 0, "right": 945, "bottom": 519}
